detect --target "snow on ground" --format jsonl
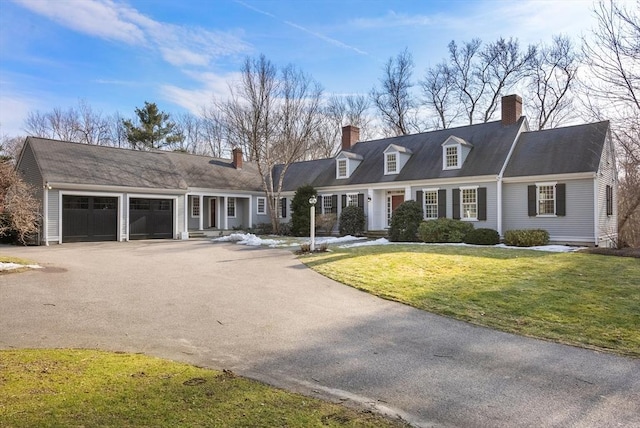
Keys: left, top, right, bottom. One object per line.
{"left": 0, "top": 262, "right": 42, "bottom": 271}
{"left": 212, "top": 232, "right": 583, "bottom": 253}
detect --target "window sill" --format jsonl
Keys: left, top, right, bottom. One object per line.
{"left": 536, "top": 214, "right": 557, "bottom": 218}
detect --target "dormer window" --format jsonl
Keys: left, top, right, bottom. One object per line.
{"left": 383, "top": 144, "right": 412, "bottom": 175}
{"left": 337, "top": 159, "right": 347, "bottom": 178}
{"left": 445, "top": 146, "right": 459, "bottom": 168}
{"left": 385, "top": 153, "right": 398, "bottom": 174}
{"left": 335, "top": 151, "right": 363, "bottom": 179}
{"left": 442, "top": 136, "right": 473, "bottom": 170}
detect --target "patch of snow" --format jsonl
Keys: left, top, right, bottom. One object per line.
{"left": 212, "top": 232, "right": 584, "bottom": 253}
{"left": 0, "top": 262, "right": 42, "bottom": 271}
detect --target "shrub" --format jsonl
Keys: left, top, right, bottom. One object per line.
{"left": 388, "top": 200, "right": 423, "bottom": 242}
{"left": 290, "top": 185, "right": 316, "bottom": 236}
{"left": 339, "top": 205, "right": 365, "bottom": 236}
{"left": 464, "top": 228, "right": 500, "bottom": 245}
{"left": 316, "top": 213, "right": 337, "bottom": 235}
{"left": 504, "top": 229, "right": 550, "bottom": 247}
{"left": 253, "top": 222, "right": 273, "bottom": 235}
{"left": 278, "top": 221, "right": 292, "bottom": 237}
{"left": 418, "top": 218, "right": 474, "bottom": 243}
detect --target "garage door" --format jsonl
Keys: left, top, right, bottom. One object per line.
{"left": 62, "top": 196, "right": 118, "bottom": 242}
{"left": 129, "top": 198, "right": 173, "bottom": 240}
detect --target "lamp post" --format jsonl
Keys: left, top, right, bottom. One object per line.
{"left": 309, "top": 196, "right": 317, "bottom": 252}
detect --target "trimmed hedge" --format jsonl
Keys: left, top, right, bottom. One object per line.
{"left": 339, "top": 205, "right": 365, "bottom": 236}
{"left": 418, "top": 218, "right": 474, "bottom": 243}
{"left": 389, "top": 200, "right": 423, "bottom": 242}
{"left": 504, "top": 229, "right": 550, "bottom": 247}
{"left": 464, "top": 228, "right": 500, "bottom": 245}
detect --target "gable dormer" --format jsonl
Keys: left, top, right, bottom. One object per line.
{"left": 442, "top": 136, "right": 473, "bottom": 170}
{"left": 383, "top": 144, "right": 412, "bottom": 175}
{"left": 335, "top": 151, "right": 363, "bottom": 179}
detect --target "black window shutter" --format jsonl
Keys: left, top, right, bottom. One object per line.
{"left": 416, "top": 190, "right": 423, "bottom": 205}
{"left": 452, "top": 188, "right": 460, "bottom": 219}
{"left": 341, "top": 194, "right": 347, "bottom": 209}
{"left": 606, "top": 185, "right": 612, "bottom": 216}
{"left": 438, "top": 189, "right": 447, "bottom": 218}
{"left": 556, "top": 183, "right": 566, "bottom": 216}
{"left": 357, "top": 193, "right": 365, "bottom": 208}
{"left": 478, "top": 187, "right": 487, "bottom": 221}
{"left": 528, "top": 185, "right": 537, "bottom": 216}
{"left": 281, "top": 198, "right": 287, "bottom": 218}
{"left": 331, "top": 195, "right": 338, "bottom": 214}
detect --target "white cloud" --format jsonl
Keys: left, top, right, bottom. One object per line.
{"left": 13, "top": 0, "right": 250, "bottom": 67}
{"left": 0, "top": 92, "right": 38, "bottom": 136}
{"left": 13, "top": 0, "right": 147, "bottom": 45}
{"left": 160, "top": 70, "right": 242, "bottom": 116}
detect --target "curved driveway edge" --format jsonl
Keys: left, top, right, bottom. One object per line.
{"left": 1, "top": 240, "right": 638, "bottom": 427}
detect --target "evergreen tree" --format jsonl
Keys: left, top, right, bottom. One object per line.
{"left": 122, "top": 102, "right": 183, "bottom": 150}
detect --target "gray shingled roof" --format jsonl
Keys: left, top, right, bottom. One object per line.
{"left": 25, "top": 137, "right": 263, "bottom": 191}
{"left": 280, "top": 118, "right": 525, "bottom": 191}
{"left": 503, "top": 121, "right": 609, "bottom": 177}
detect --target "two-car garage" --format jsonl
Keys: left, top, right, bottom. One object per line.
{"left": 61, "top": 195, "right": 174, "bottom": 243}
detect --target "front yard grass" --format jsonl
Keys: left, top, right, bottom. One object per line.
{"left": 302, "top": 245, "right": 640, "bottom": 357}
{"left": 0, "top": 349, "right": 407, "bottom": 427}
{"left": 0, "top": 255, "right": 37, "bottom": 274}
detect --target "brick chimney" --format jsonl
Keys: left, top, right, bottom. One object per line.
{"left": 501, "top": 94, "right": 522, "bottom": 126}
{"left": 341, "top": 125, "right": 360, "bottom": 151}
{"left": 232, "top": 147, "right": 243, "bottom": 169}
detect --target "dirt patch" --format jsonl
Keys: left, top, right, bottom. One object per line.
{"left": 579, "top": 247, "right": 640, "bottom": 258}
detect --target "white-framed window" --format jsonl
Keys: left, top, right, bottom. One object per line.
{"left": 346, "top": 193, "right": 359, "bottom": 207}
{"left": 227, "top": 197, "right": 236, "bottom": 218}
{"left": 337, "top": 159, "right": 347, "bottom": 178}
{"left": 256, "top": 197, "right": 266, "bottom": 215}
{"left": 461, "top": 187, "right": 477, "bottom": 220}
{"left": 191, "top": 196, "right": 200, "bottom": 217}
{"left": 424, "top": 190, "right": 438, "bottom": 219}
{"left": 445, "top": 146, "right": 459, "bottom": 169}
{"left": 322, "top": 195, "right": 333, "bottom": 214}
{"left": 385, "top": 153, "right": 398, "bottom": 174}
{"left": 538, "top": 184, "right": 555, "bottom": 216}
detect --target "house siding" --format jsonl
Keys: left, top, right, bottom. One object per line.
{"left": 503, "top": 179, "right": 595, "bottom": 243}
{"left": 47, "top": 189, "right": 60, "bottom": 242}
{"left": 596, "top": 136, "right": 618, "bottom": 246}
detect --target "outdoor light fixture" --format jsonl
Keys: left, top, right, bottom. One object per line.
{"left": 309, "top": 196, "right": 317, "bottom": 252}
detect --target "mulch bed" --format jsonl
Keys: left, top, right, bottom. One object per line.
{"left": 579, "top": 247, "right": 640, "bottom": 258}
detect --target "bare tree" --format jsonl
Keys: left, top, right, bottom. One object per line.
{"left": 583, "top": 0, "right": 640, "bottom": 247}
{"left": 75, "top": 100, "right": 111, "bottom": 145}
{"left": 370, "top": 48, "right": 420, "bottom": 136}
{"left": 0, "top": 161, "right": 40, "bottom": 244}
{"left": 421, "top": 62, "right": 460, "bottom": 129}
{"left": 201, "top": 102, "right": 230, "bottom": 158}
{"left": 527, "top": 35, "right": 580, "bottom": 130}
{"left": 221, "top": 55, "right": 323, "bottom": 232}
{"left": 0, "top": 134, "right": 25, "bottom": 163}
{"left": 311, "top": 94, "right": 374, "bottom": 158}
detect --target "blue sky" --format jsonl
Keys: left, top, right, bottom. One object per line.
{"left": 0, "top": 0, "right": 596, "bottom": 137}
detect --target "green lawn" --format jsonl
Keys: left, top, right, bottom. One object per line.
{"left": 0, "top": 255, "right": 37, "bottom": 274}
{"left": 0, "top": 349, "right": 407, "bottom": 427}
{"left": 303, "top": 245, "right": 640, "bottom": 357}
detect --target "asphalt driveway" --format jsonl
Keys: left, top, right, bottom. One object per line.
{"left": 1, "top": 240, "right": 638, "bottom": 427}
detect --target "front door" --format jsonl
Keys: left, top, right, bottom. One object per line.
{"left": 387, "top": 193, "right": 405, "bottom": 227}
{"left": 210, "top": 198, "right": 216, "bottom": 228}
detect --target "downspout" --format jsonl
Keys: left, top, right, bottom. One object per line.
{"left": 43, "top": 184, "right": 49, "bottom": 246}
{"left": 497, "top": 118, "right": 528, "bottom": 237}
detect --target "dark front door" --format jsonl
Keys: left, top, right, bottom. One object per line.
{"left": 210, "top": 198, "right": 216, "bottom": 228}
{"left": 129, "top": 198, "right": 173, "bottom": 240}
{"left": 62, "top": 196, "right": 118, "bottom": 242}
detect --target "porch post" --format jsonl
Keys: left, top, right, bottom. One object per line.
{"left": 223, "top": 197, "right": 228, "bottom": 230}
{"left": 198, "top": 195, "right": 204, "bottom": 231}
{"left": 367, "top": 188, "right": 374, "bottom": 231}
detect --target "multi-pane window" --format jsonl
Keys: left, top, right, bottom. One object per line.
{"left": 257, "top": 197, "right": 266, "bottom": 215}
{"left": 191, "top": 196, "right": 200, "bottom": 217}
{"left": 322, "top": 195, "right": 333, "bottom": 214}
{"left": 446, "top": 146, "right": 458, "bottom": 168}
{"left": 462, "top": 188, "right": 477, "bottom": 219}
{"left": 424, "top": 190, "right": 438, "bottom": 219}
{"left": 346, "top": 193, "right": 359, "bottom": 207}
{"left": 227, "top": 197, "right": 236, "bottom": 218}
{"left": 386, "top": 153, "right": 397, "bottom": 174}
{"left": 337, "top": 159, "right": 347, "bottom": 178}
{"left": 538, "top": 185, "right": 555, "bottom": 215}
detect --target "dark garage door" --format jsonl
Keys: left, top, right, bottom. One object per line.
{"left": 62, "top": 196, "right": 118, "bottom": 242}
{"left": 129, "top": 198, "right": 173, "bottom": 240}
